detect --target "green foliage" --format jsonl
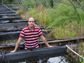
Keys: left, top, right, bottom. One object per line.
{"left": 60, "top": 0, "right": 71, "bottom": 6}
{"left": 79, "top": 57, "right": 84, "bottom": 63}
{"left": 19, "top": 0, "right": 84, "bottom": 39}
{"left": 28, "top": 8, "right": 52, "bottom": 27}
{"left": 17, "top": 9, "right": 26, "bottom": 16}
{"left": 77, "top": 8, "right": 84, "bottom": 26}
{"left": 21, "top": 0, "right": 51, "bottom": 8}
{"left": 3, "top": 0, "right": 13, "bottom": 4}
{"left": 81, "top": 0, "right": 84, "bottom": 7}
{"left": 22, "top": 0, "right": 37, "bottom": 8}
{"left": 47, "top": 16, "right": 71, "bottom": 28}
{"left": 21, "top": 7, "right": 52, "bottom": 27}
{"left": 21, "top": 8, "right": 37, "bottom": 19}
{"left": 46, "top": 3, "right": 77, "bottom": 28}
{"left": 49, "top": 24, "right": 76, "bottom": 39}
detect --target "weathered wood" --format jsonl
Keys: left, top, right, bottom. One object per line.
{"left": 0, "top": 14, "right": 17, "bottom": 16}
{"left": 0, "top": 22, "right": 27, "bottom": 27}
{"left": 0, "top": 46, "right": 19, "bottom": 53}
{"left": 0, "top": 28, "right": 48, "bottom": 32}
{"left": 12, "top": 19, "right": 39, "bottom": 23}
{"left": 0, "top": 36, "right": 83, "bottom": 53}
{"left": 0, "top": 11, "right": 16, "bottom": 14}
{"left": 0, "top": 28, "right": 22, "bottom": 32}
{"left": 0, "top": 35, "right": 84, "bottom": 53}
{"left": 0, "top": 9, "right": 11, "bottom": 12}
{"left": 0, "top": 16, "right": 21, "bottom": 21}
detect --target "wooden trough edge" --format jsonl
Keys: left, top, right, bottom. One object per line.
{"left": 0, "top": 36, "right": 84, "bottom": 53}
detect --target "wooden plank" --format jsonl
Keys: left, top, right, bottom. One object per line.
{"left": 0, "top": 28, "right": 22, "bottom": 32}
{"left": 0, "top": 22, "right": 27, "bottom": 27}
{"left": 13, "top": 20, "right": 28, "bottom": 23}
{"left": 0, "top": 27, "right": 45, "bottom": 32}
{"left": 0, "top": 14, "right": 17, "bottom": 16}
{"left": 0, "top": 37, "right": 83, "bottom": 53}
{"left": 0, "top": 11, "right": 16, "bottom": 14}
{"left": 0, "top": 9, "right": 11, "bottom": 12}
{"left": 0, "top": 16, "right": 21, "bottom": 21}
{"left": 12, "top": 19, "right": 39, "bottom": 23}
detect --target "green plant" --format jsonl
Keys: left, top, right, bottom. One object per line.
{"left": 18, "top": 0, "right": 84, "bottom": 39}
{"left": 3, "top": 0, "right": 13, "bottom": 4}
{"left": 17, "top": 9, "right": 26, "bottom": 16}
{"left": 48, "top": 24, "right": 76, "bottom": 39}
{"left": 79, "top": 57, "right": 84, "bottom": 63}
{"left": 46, "top": 3, "right": 77, "bottom": 28}
{"left": 21, "top": 0, "right": 51, "bottom": 8}
{"left": 81, "top": 0, "right": 84, "bottom": 7}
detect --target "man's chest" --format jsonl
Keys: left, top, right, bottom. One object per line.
{"left": 24, "top": 29, "right": 39, "bottom": 36}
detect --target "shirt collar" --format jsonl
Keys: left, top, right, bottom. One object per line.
{"left": 28, "top": 26, "right": 35, "bottom": 30}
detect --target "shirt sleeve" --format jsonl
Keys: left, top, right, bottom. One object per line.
{"left": 19, "top": 29, "right": 25, "bottom": 38}
{"left": 38, "top": 28, "right": 43, "bottom": 36}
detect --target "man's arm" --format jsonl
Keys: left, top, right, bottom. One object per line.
{"left": 11, "top": 37, "right": 23, "bottom": 52}
{"left": 40, "top": 35, "right": 52, "bottom": 47}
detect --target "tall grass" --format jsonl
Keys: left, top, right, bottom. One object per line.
{"left": 79, "top": 41, "right": 84, "bottom": 63}
{"left": 3, "top": 0, "right": 13, "bottom": 4}
{"left": 17, "top": 9, "right": 27, "bottom": 16}
{"left": 17, "top": 0, "right": 84, "bottom": 39}
{"left": 22, "top": 0, "right": 38, "bottom": 8}
{"left": 21, "top": 0, "right": 51, "bottom": 8}
{"left": 48, "top": 24, "right": 76, "bottom": 39}
{"left": 46, "top": 3, "right": 80, "bottom": 28}
{"left": 81, "top": 0, "right": 84, "bottom": 7}
{"left": 21, "top": 6, "right": 52, "bottom": 28}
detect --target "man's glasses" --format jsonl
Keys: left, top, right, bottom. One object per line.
{"left": 28, "top": 21, "right": 35, "bottom": 23}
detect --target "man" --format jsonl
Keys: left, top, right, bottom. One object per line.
{"left": 11, "top": 17, "right": 52, "bottom": 52}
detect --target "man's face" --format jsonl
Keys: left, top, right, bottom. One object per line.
{"left": 28, "top": 19, "right": 35, "bottom": 27}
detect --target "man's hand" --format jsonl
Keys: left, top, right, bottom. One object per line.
{"left": 40, "top": 35, "right": 53, "bottom": 48}
{"left": 10, "top": 50, "right": 16, "bottom": 52}
{"left": 47, "top": 45, "right": 53, "bottom": 48}
{"left": 10, "top": 37, "right": 23, "bottom": 53}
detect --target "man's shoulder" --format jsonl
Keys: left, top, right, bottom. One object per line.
{"left": 35, "top": 26, "right": 40, "bottom": 29}
{"left": 22, "top": 27, "right": 28, "bottom": 30}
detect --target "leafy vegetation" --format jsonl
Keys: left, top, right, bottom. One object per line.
{"left": 2, "top": 0, "right": 13, "bottom": 4}
{"left": 79, "top": 42, "right": 84, "bottom": 63}
{"left": 22, "top": 0, "right": 51, "bottom": 8}
{"left": 17, "top": 0, "right": 84, "bottom": 39}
